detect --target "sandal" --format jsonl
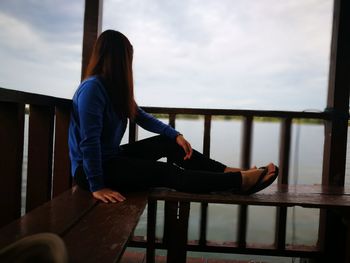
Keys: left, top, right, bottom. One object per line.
{"left": 243, "top": 165, "right": 279, "bottom": 195}
{"left": 238, "top": 167, "right": 269, "bottom": 195}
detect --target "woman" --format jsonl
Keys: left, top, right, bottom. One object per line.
{"left": 68, "top": 30, "right": 278, "bottom": 203}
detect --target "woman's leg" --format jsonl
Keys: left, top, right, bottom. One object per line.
{"left": 102, "top": 155, "right": 242, "bottom": 193}
{"left": 75, "top": 136, "right": 275, "bottom": 194}
{"left": 117, "top": 136, "right": 274, "bottom": 193}
{"left": 120, "top": 135, "right": 226, "bottom": 172}
{"left": 75, "top": 159, "right": 275, "bottom": 194}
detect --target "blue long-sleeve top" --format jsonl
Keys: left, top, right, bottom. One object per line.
{"left": 68, "top": 76, "right": 180, "bottom": 192}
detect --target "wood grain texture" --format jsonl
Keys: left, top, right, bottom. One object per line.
{"left": 63, "top": 192, "right": 147, "bottom": 263}
{"left": 53, "top": 105, "right": 72, "bottom": 197}
{"left": 26, "top": 105, "right": 54, "bottom": 212}
{"left": 149, "top": 184, "right": 350, "bottom": 209}
{"left": 0, "top": 186, "right": 96, "bottom": 248}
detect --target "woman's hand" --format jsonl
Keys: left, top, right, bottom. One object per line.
{"left": 176, "top": 134, "right": 193, "bottom": 160}
{"left": 92, "top": 188, "right": 126, "bottom": 203}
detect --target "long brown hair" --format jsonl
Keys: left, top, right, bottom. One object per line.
{"left": 84, "top": 30, "right": 136, "bottom": 119}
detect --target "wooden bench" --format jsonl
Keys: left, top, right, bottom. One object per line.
{"left": 140, "top": 184, "right": 350, "bottom": 263}
{"left": 0, "top": 186, "right": 148, "bottom": 263}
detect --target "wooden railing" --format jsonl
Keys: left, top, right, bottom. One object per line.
{"left": 0, "top": 88, "right": 72, "bottom": 227}
{"left": 0, "top": 87, "right": 343, "bottom": 261}
{"left": 127, "top": 106, "right": 332, "bottom": 260}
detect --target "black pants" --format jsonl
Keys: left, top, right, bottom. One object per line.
{"left": 75, "top": 135, "right": 242, "bottom": 193}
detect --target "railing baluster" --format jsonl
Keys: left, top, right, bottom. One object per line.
{"left": 164, "top": 201, "right": 178, "bottom": 255}
{"left": 52, "top": 105, "right": 72, "bottom": 197}
{"left": 169, "top": 113, "right": 176, "bottom": 128}
{"left": 241, "top": 116, "right": 253, "bottom": 169}
{"left": 199, "top": 115, "right": 212, "bottom": 246}
{"left": 146, "top": 199, "right": 157, "bottom": 263}
{"left": 165, "top": 201, "right": 190, "bottom": 263}
{"left": 237, "top": 116, "right": 253, "bottom": 247}
{"left": 203, "top": 115, "right": 211, "bottom": 157}
{"left": 0, "top": 102, "right": 25, "bottom": 227}
{"left": 128, "top": 119, "right": 138, "bottom": 143}
{"left": 26, "top": 105, "right": 54, "bottom": 212}
{"left": 166, "top": 201, "right": 190, "bottom": 263}
{"left": 278, "top": 118, "right": 292, "bottom": 185}
{"left": 163, "top": 202, "right": 173, "bottom": 245}
{"left": 275, "top": 118, "right": 292, "bottom": 250}
{"left": 163, "top": 113, "right": 176, "bottom": 247}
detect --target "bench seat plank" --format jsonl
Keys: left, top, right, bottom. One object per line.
{"left": 63, "top": 192, "right": 148, "bottom": 263}
{"left": 0, "top": 186, "right": 97, "bottom": 248}
{"left": 149, "top": 184, "right": 350, "bottom": 209}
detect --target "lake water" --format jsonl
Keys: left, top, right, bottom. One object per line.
{"left": 21, "top": 117, "right": 350, "bottom": 262}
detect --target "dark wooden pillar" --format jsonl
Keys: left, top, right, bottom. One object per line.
{"left": 81, "top": 0, "right": 103, "bottom": 80}
{"left": 0, "top": 102, "right": 24, "bottom": 227}
{"left": 322, "top": 0, "right": 350, "bottom": 186}
{"left": 320, "top": 0, "right": 350, "bottom": 262}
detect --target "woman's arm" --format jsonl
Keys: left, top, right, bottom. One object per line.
{"left": 92, "top": 188, "right": 126, "bottom": 203}
{"left": 77, "top": 83, "right": 106, "bottom": 192}
{"left": 134, "top": 106, "right": 179, "bottom": 139}
{"left": 77, "top": 82, "right": 125, "bottom": 202}
{"left": 135, "top": 106, "right": 193, "bottom": 159}
{"left": 175, "top": 134, "right": 193, "bottom": 160}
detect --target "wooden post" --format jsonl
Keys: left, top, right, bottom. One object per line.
{"left": 237, "top": 116, "right": 253, "bottom": 247}
{"left": 52, "top": 105, "right": 72, "bottom": 197}
{"left": 199, "top": 115, "right": 211, "bottom": 246}
{"left": 81, "top": 0, "right": 103, "bottom": 80}
{"left": 319, "top": 0, "right": 350, "bottom": 261}
{"left": 322, "top": 0, "right": 350, "bottom": 186}
{"left": 146, "top": 200, "right": 157, "bottom": 263}
{"left": 275, "top": 118, "right": 292, "bottom": 250}
{"left": 128, "top": 120, "right": 138, "bottom": 143}
{"left": 26, "top": 105, "right": 55, "bottom": 212}
{"left": 166, "top": 202, "right": 190, "bottom": 263}
{"left": 169, "top": 113, "right": 176, "bottom": 128}
{"left": 278, "top": 118, "right": 292, "bottom": 185}
{"left": 0, "top": 102, "right": 24, "bottom": 227}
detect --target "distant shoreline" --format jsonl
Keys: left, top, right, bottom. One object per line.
{"left": 154, "top": 113, "right": 332, "bottom": 125}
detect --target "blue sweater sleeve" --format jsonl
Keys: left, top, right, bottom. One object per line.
{"left": 135, "top": 107, "right": 180, "bottom": 139}
{"left": 77, "top": 82, "right": 106, "bottom": 192}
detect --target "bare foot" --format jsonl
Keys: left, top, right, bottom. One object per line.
{"left": 224, "top": 165, "right": 258, "bottom": 173}
{"left": 240, "top": 168, "right": 265, "bottom": 192}
{"left": 259, "top": 163, "right": 276, "bottom": 185}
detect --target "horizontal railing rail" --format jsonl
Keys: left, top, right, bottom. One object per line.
{"left": 0, "top": 87, "right": 71, "bottom": 106}
{"left": 142, "top": 106, "right": 331, "bottom": 120}
{"left": 0, "top": 87, "right": 332, "bottom": 119}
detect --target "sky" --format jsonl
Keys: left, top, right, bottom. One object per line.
{"left": 0, "top": 0, "right": 334, "bottom": 111}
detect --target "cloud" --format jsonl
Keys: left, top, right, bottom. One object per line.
{"left": 103, "top": 0, "right": 333, "bottom": 111}
{"left": 0, "top": 1, "right": 84, "bottom": 98}
{"left": 0, "top": 0, "right": 333, "bottom": 110}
